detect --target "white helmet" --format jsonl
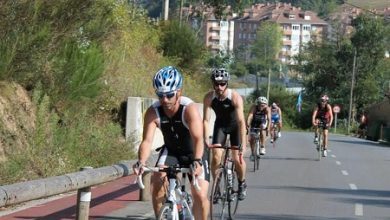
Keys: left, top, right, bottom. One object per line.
{"left": 256, "top": 96, "right": 268, "bottom": 105}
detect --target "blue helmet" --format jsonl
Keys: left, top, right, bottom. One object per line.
{"left": 153, "top": 66, "right": 183, "bottom": 93}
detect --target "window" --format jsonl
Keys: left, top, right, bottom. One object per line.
{"left": 292, "top": 25, "right": 300, "bottom": 30}
{"left": 303, "top": 25, "right": 311, "bottom": 31}
{"left": 289, "top": 14, "right": 295, "bottom": 19}
{"left": 283, "top": 25, "right": 289, "bottom": 30}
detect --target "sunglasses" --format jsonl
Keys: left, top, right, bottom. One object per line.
{"left": 156, "top": 91, "right": 176, "bottom": 99}
{"left": 214, "top": 82, "right": 227, "bottom": 87}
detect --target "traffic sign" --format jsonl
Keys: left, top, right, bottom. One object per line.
{"left": 333, "top": 105, "right": 340, "bottom": 113}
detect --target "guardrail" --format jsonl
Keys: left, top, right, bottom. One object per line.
{"left": 0, "top": 160, "right": 135, "bottom": 209}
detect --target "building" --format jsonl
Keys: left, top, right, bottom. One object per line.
{"left": 182, "top": 3, "right": 328, "bottom": 63}
{"left": 233, "top": 2, "right": 328, "bottom": 64}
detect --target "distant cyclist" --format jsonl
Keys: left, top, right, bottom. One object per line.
{"left": 312, "top": 94, "right": 333, "bottom": 157}
{"left": 247, "top": 96, "right": 271, "bottom": 157}
{"left": 270, "top": 102, "right": 282, "bottom": 142}
{"left": 203, "top": 68, "right": 248, "bottom": 201}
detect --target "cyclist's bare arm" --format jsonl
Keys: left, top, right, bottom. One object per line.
{"left": 278, "top": 107, "right": 283, "bottom": 127}
{"left": 327, "top": 104, "right": 334, "bottom": 126}
{"left": 312, "top": 107, "right": 319, "bottom": 126}
{"left": 266, "top": 107, "right": 271, "bottom": 133}
{"left": 138, "top": 106, "right": 158, "bottom": 166}
{"left": 232, "top": 90, "right": 247, "bottom": 149}
{"left": 185, "top": 103, "right": 205, "bottom": 176}
{"left": 246, "top": 105, "right": 255, "bottom": 128}
{"left": 203, "top": 91, "right": 213, "bottom": 145}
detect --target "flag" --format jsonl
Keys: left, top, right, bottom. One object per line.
{"left": 296, "top": 90, "right": 303, "bottom": 112}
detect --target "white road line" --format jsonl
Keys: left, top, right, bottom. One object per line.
{"left": 349, "top": 183, "right": 358, "bottom": 190}
{"left": 341, "top": 170, "right": 349, "bottom": 175}
{"left": 335, "top": 161, "right": 341, "bottom": 165}
{"left": 355, "top": 203, "right": 363, "bottom": 216}
{"left": 331, "top": 154, "right": 336, "bottom": 158}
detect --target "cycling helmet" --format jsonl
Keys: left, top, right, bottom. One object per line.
{"left": 153, "top": 66, "right": 183, "bottom": 93}
{"left": 256, "top": 96, "right": 268, "bottom": 105}
{"left": 320, "top": 94, "right": 329, "bottom": 102}
{"left": 271, "top": 102, "right": 277, "bottom": 109}
{"left": 211, "top": 68, "right": 230, "bottom": 81}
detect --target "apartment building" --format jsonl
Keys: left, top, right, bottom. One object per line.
{"left": 233, "top": 2, "right": 328, "bottom": 64}
{"left": 182, "top": 3, "right": 328, "bottom": 63}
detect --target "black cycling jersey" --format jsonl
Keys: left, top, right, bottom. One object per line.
{"left": 210, "top": 89, "right": 241, "bottom": 146}
{"left": 155, "top": 97, "right": 193, "bottom": 156}
{"left": 153, "top": 96, "right": 210, "bottom": 181}
{"left": 251, "top": 106, "right": 267, "bottom": 129}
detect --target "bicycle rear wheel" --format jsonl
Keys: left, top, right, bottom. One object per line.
{"left": 210, "top": 168, "right": 228, "bottom": 220}
{"left": 157, "top": 203, "right": 175, "bottom": 220}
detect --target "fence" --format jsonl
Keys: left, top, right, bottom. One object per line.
{"left": 0, "top": 160, "right": 134, "bottom": 209}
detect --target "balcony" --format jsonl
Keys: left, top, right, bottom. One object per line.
{"left": 283, "top": 40, "right": 292, "bottom": 45}
{"left": 209, "top": 35, "right": 220, "bottom": 41}
{"left": 210, "top": 44, "right": 220, "bottom": 50}
{"left": 283, "top": 29, "right": 292, "bottom": 35}
{"left": 209, "top": 26, "right": 220, "bottom": 31}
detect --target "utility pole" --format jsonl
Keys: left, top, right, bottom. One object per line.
{"left": 164, "top": 0, "right": 169, "bottom": 21}
{"left": 347, "top": 48, "right": 357, "bottom": 134}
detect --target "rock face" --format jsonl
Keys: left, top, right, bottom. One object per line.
{"left": 0, "top": 81, "right": 36, "bottom": 162}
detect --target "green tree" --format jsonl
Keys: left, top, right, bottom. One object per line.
{"left": 159, "top": 20, "right": 206, "bottom": 70}
{"left": 251, "top": 21, "right": 282, "bottom": 100}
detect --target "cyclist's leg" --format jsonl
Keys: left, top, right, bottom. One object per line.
{"left": 314, "top": 119, "right": 320, "bottom": 143}
{"left": 211, "top": 127, "right": 226, "bottom": 180}
{"left": 248, "top": 130, "right": 255, "bottom": 160}
{"left": 230, "top": 129, "right": 247, "bottom": 200}
{"left": 323, "top": 127, "right": 329, "bottom": 150}
{"left": 152, "top": 147, "right": 176, "bottom": 217}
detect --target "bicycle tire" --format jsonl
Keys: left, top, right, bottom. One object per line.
{"left": 228, "top": 165, "right": 239, "bottom": 218}
{"left": 254, "top": 139, "right": 260, "bottom": 171}
{"left": 157, "top": 203, "right": 175, "bottom": 220}
{"left": 210, "top": 168, "right": 228, "bottom": 220}
{"left": 272, "top": 127, "right": 277, "bottom": 148}
{"left": 317, "top": 131, "right": 322, "bottom": 161}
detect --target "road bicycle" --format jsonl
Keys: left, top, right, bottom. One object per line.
{"left": 249, "top": 128, "right": 261, "bottom": 172}
{"left": 209, "top": 143, "right": 242, "bottom": 220}
{"left": 270, "top": 122, "right": 279, "bottom": 148}
{"left": 137, "top": 165, "right": 200, "bottom": 220}
{"left": 316, "top": 120, "right": 326, "bottom": 161}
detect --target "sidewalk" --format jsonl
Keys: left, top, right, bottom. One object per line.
{"left": 0, "top": 175, "right": 154, "bottom": 220}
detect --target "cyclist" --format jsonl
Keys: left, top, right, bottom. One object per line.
{"left": 203, "top": 68, "right": 247, "bottom": 201}
{"left": 133, "top": 66, "right": 210, "bottom": 219}
{"left": 247, "top": 96, "right": 271, "bottom": 157}
{"left": 270, "top": 102, "right": 283, "bottom": 142}
{"left": 312, "top": 94, "right": 333, "bottom": 157}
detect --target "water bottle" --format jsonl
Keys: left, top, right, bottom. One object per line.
{"left": 227, "top": 168, "right": 233, "bottom": 186}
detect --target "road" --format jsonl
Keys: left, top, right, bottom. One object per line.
{"left": 1, "top": 131, "right": 389, "bottom": 219}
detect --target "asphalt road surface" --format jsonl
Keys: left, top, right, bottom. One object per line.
{"left": 1, "top": 131, "right": 389, "bottom": 219}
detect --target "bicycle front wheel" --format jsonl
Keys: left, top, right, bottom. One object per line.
{"left": 210, "top": 168, "right": 228, "bottom": 220}
{"left": 228, "top": 167, "right": 239, "bottom": 218}
{"left": 157, "top": 203, "right": 176, "bottom": 220}
{"left": 254, "top": 140, "right": 260, "bottom": 171}
{"left": 317, "top": 132, "right": 322, "bottom": 161}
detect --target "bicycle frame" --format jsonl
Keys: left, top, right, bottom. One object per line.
{"left": 250, "top": 128, "right": 261, "bottom": 171}
{"left": 209, "top": 144, "right": 242, "bottom": 219}
{"left": 317, "top": 121, "right": 326, "bottom": 161}
{"left": 136, "top": 166, "right": 200, "bottom": 220}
